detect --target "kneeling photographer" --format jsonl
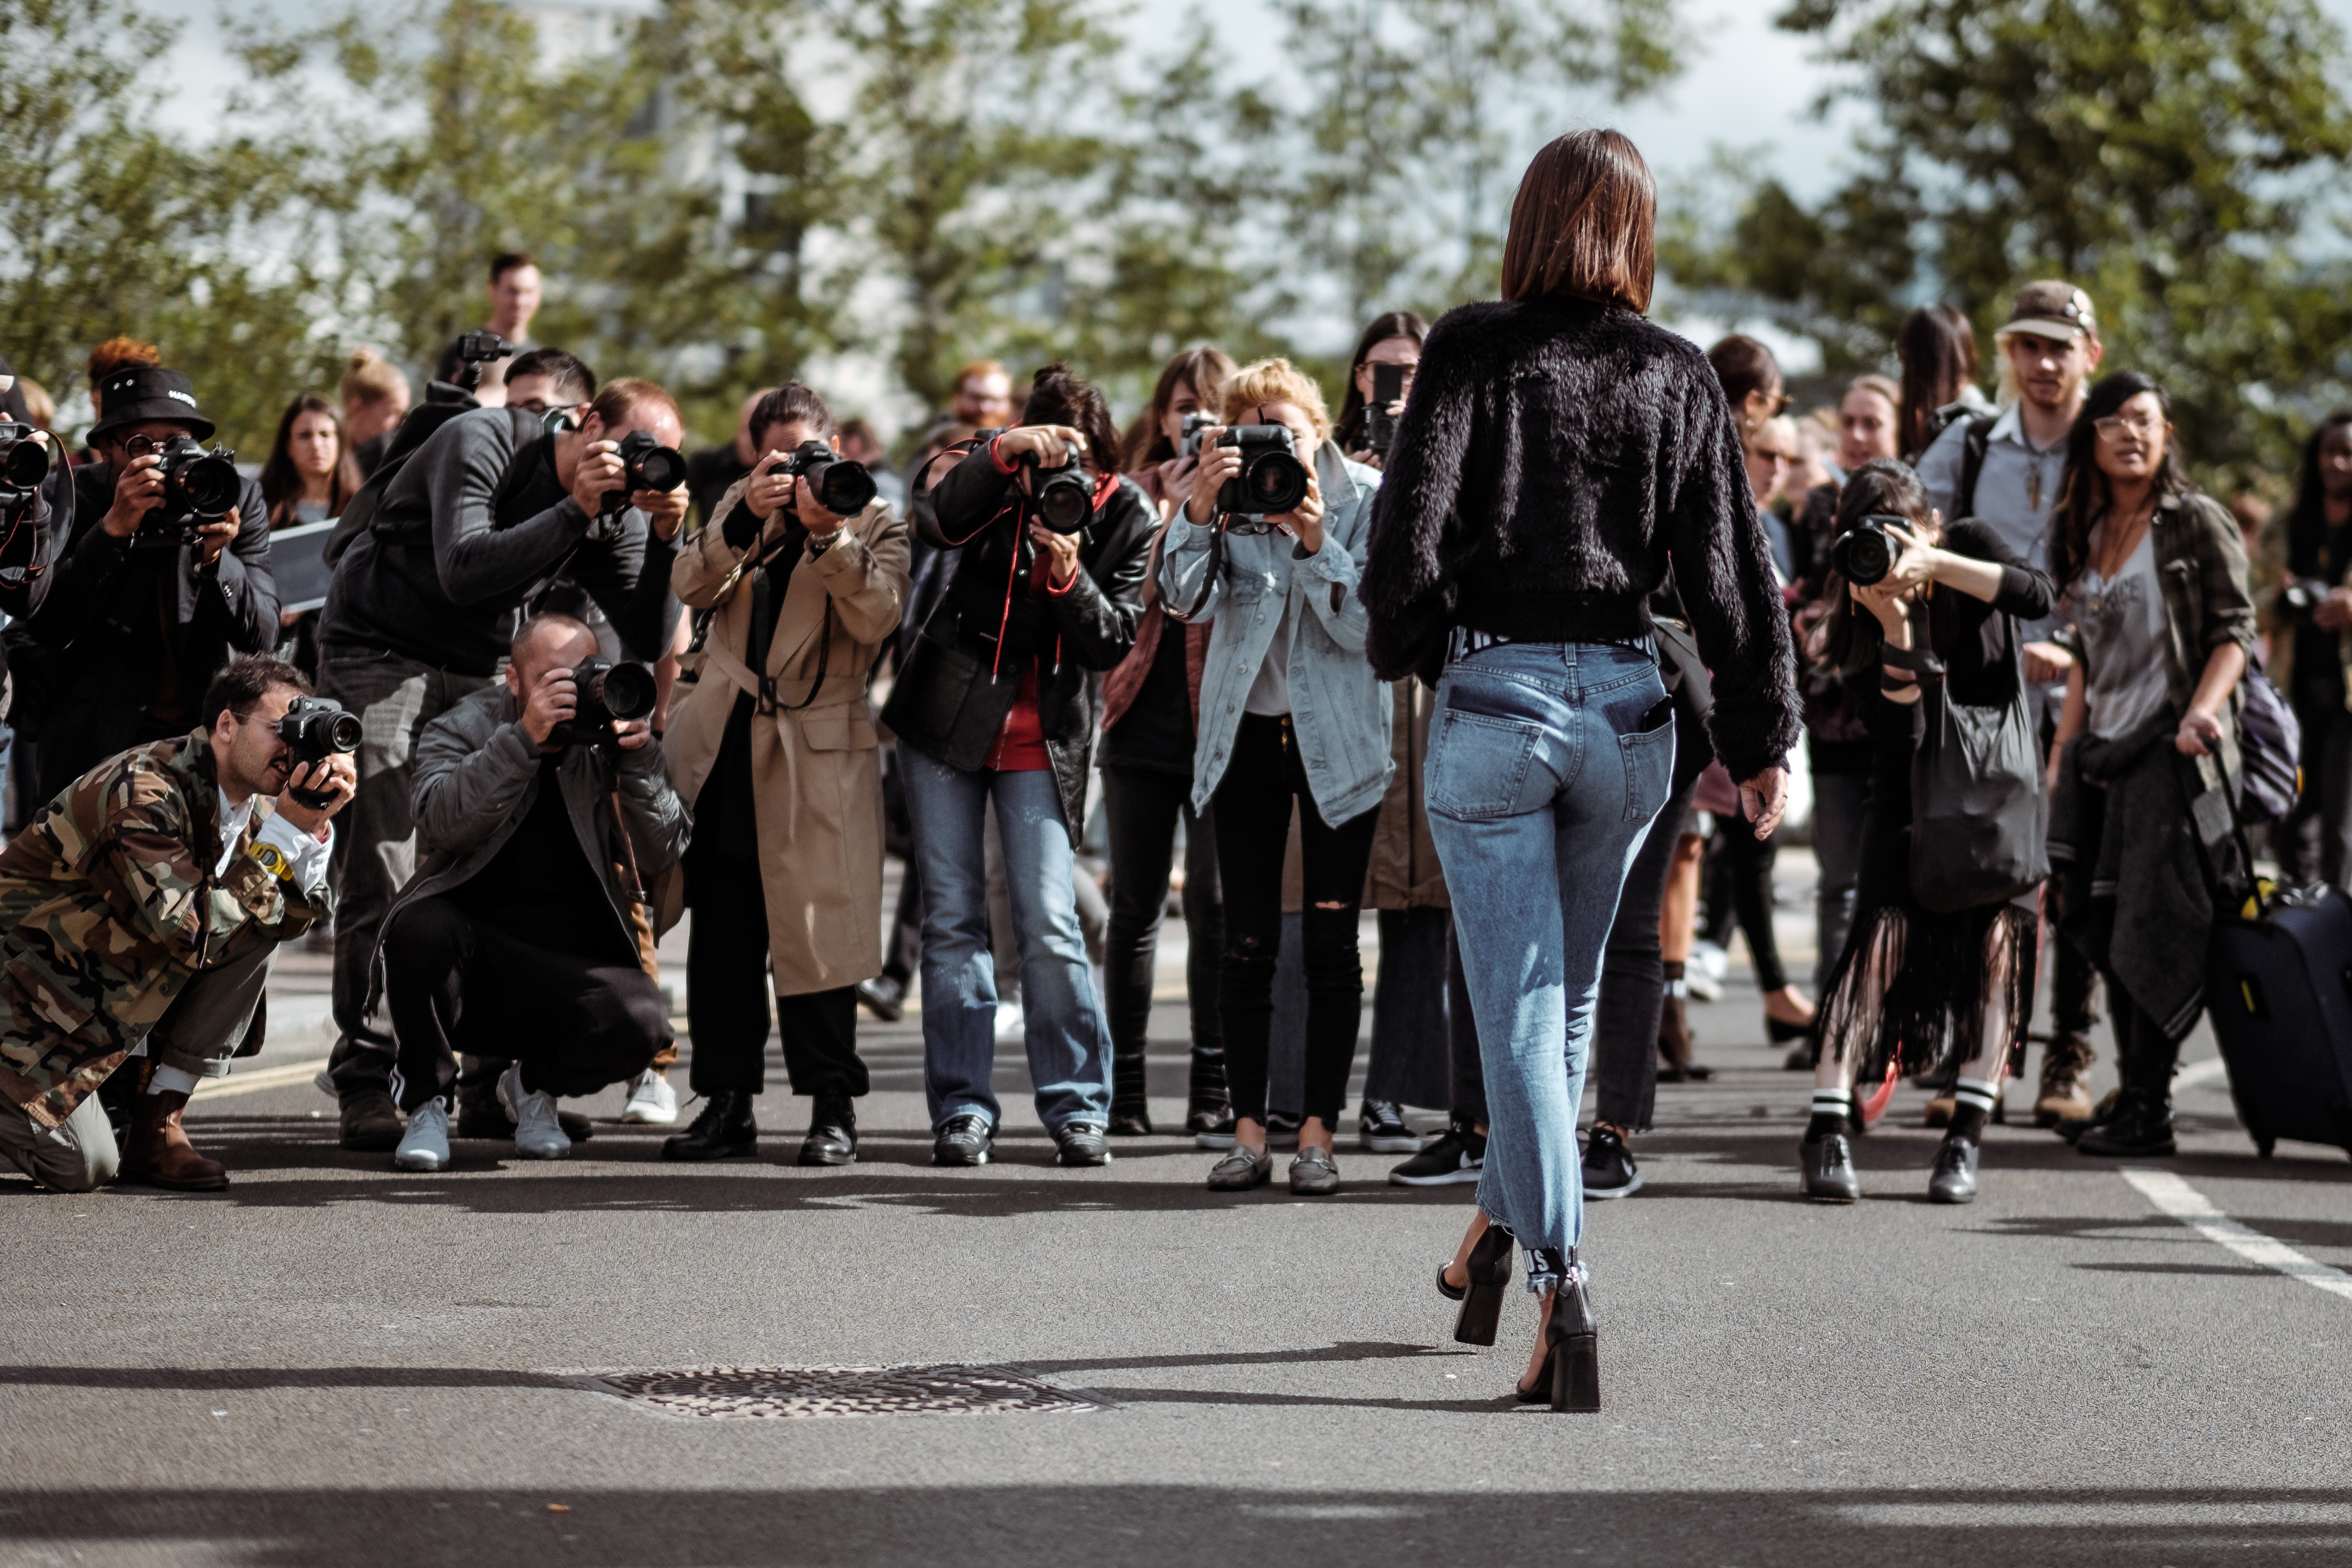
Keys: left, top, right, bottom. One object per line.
{"left": 1158, "top": 357, "right": 1390, "bottom": 1196}
{"left": 316, "top": 377, "right": 687, "bottom": 1153}
{"left": 380, "top": 613, "right": 686, "bottom": 1172}
{"left": 0, "top": 656, "right": 350, "bottom": 1193}
{"left": 661, "top": 383, "right": 907, "bottom": 1167}
{"left": 20, "top": 367, "right": 278, "bottom": 801}
{"left": 882, "top": 364, "right": 1155, "bottom": 1169}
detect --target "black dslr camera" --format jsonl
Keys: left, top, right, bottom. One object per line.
{"left": 1018, "top": 451, "right": 1094, "bottom": 535}
{"left": 1830, "top": 513, "right": 1908, "bottom": 587}
{"left": 1214, "top": 425, "right": 1310, "bottom": 517}
{"left": 601, "top": 430, "right": 689, "bottom": 516}
{"left": 276, "top": 697, "right": 361, "bottom": 808}
{"left": 0, "top": 422, "right": 50, "bottom": 510}
{"left": 776, "top": 440, "right": 878, "bottom": 517}
{"left": 554, "top": 656, "right": 656, "bottom": 748}
{"left": 135, "top": 436, "right": 242, "bottom": 549}
{"left": 1178, "top": 410, "right": 1215, "bottom": 460}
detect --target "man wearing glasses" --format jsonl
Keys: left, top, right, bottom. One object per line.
{"left": 35, "top": 367, "right": 279, "bottom": 802}
{"left": 499, "top": 348, "right": 596, "bottom": 425}
{"left": 1915, "top": 280, "right": 2107, "bottom": 1127}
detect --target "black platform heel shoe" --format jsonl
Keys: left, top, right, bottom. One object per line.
{"left": 1451, "top": 1221, "right": 1516, "bottom": 1346}
{"left": 1517, "top": 1248, "right": 1599, "bottom": 1412}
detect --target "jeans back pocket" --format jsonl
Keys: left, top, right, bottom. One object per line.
{"left": 1428, "top": 708, "right": 1543, "bottom": 821}
{"left": 1617, "top": 698, "right": 1677, "bottom": 824}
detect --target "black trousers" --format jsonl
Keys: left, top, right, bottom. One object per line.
{"left": 1447, "top": 774, "right": 1698, "bottom": 1135}
{"left": 1702, "top": 810, "right": 1789, "bottom": 992}
{"left": 1101, "top": 766, "right": 1224, "bottom": 1108}
{"left": 684, "top": 844, "right": 869, "bottom": 1099}
{"left": 383, "top": 897, "right": 667, "bottom": 1112}
{"left": 1211, "top": 713, "right": 1377, "bottom": 1128}
{"left": 2100, "top": 965, "right": 2188, "bottom": 1097}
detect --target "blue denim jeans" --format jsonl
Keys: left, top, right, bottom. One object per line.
{"left": 1423, "top": 640, "right": 1675, "bottom": 1280}
{"left": 899, "top": 742, "right": 1113, "bottom": 1134}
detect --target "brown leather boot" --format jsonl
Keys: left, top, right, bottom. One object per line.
{"left": 2035, "top": 1031, "right": 2097, "bottom": 1128}
{"left": 121, "top": 1090, "right": 229, "bottom": 1191}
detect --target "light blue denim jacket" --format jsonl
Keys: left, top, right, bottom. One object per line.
{"left": 1158, "top": 443, "right": 1393, "bottom": 823}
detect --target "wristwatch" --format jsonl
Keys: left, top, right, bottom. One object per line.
{"left": 246, "top": 841, "right": 297, "bottom": 884}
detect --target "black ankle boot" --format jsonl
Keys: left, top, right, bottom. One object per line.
{"left": 663, "top": 1090, "right": 758, "bottom": 1162}
{"left": 1184, "top": 1044, "right": 1231, "bottom": 1142}
{"left": 1109, "top": 1043, "right": 1152, "bottom": 1136}
{"left": 2075, "top": 1087, "right": 2175, "bottom": 1157}
{"left": 798, "top": 1093, "right": 857, "bottom": 1167}
{"left": 1518, "top": 1248, "right": 1599, "bottom": 1412}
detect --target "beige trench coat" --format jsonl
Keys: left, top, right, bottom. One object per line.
{"left": 664, "top": 480, "right": 909, "bottom": 996}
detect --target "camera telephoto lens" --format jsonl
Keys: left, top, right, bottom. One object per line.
{"left": 1831, "top": 518, "right": 1900, "bottom": 588}
{"left": 577, "top": 657, "right": 657, "bottom": 723}
{"left": 785, "top": 441, "right": 879, "bottom": 517}
{"left": 0, "top": 424, "right": 49, "bottom": 491}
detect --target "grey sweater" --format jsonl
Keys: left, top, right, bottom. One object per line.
{"left": 319, "top": 406, "right": 676, "bottom": 676}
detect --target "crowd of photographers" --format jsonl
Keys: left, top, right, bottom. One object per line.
{"left": 0, "top": 240, "right": 2326, "bottom": 1203}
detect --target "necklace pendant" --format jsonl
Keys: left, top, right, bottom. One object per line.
{"left": 2028, "top": 471, "right": 2043, "bottom": 512}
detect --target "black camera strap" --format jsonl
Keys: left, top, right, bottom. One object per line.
{"left": 1164, "top": 509, "right": 1228, "bottom": 625}
{"left": 746, "top": 521, "right": 834, "bottom": 714}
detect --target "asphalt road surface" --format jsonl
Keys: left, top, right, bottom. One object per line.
{"left": 6, "top": 862, "right": 2352, "bottom": 1568}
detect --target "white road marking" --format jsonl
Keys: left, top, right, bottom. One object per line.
{"left": 2121, "top": 1168, "right": 2352, "bottom": 1303}
{"left": 188, "top": 1058, "right": 331, "bottom": 1101}
{"left": 2173, "top": 1057, "right": 2227, "bottom": 1089}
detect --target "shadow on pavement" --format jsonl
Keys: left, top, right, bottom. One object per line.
{"left": 6, "top": 1484, "right": 2349, "bottom": 1567}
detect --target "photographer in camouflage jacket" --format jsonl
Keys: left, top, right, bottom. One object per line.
{"left": 0, "top": 656, "right": 353, "bottom": 1194}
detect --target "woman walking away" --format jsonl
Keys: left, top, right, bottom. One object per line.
{"left": 1101, "top": 346, "right": 1238, "bottom": 1140}
{"left": 1796, "top": 461, "right": 2053, "bottom": 1204}
{"left": 2047, "top": 371, "right": 2254, "bottom": 1157}
{"left": 1365, "top": 129, "right": 1799, "bottom": 1409}
{"left": 1160, "top": 358, "right": 1390, "bottom": 1196}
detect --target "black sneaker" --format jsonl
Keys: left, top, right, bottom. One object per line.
{"left": 2074, "top": 1089, "right": 2176, "bottom": 1157}
{"left": 1359, "top": 1098, "right": 1418, "bottom": 1153}
{"left": 1053, "top": 1122, "right": 1113, "bottom": 1167}
{"left": 1189, "top": 1102, "right": 1238, "bottom": 1149}
{"left": 1581, "top": 1125, "right": 1642, "bottom": 1199}
{"left": 1264, "top": 1110, "right": 1303, "bottom": 1149}
{"left": 1389, "top": 1124, "right": 1486, "bottom": 1186}
{"left": 932, "top": 1113, "right": 993, "bottom": 1166}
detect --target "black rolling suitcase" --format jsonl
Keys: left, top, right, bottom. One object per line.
{"left": 2205, "top": 882, "right": 2352, "bottom": 1159}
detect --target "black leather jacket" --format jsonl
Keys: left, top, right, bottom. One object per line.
{"left": 881, "top": 438, "right": 1155, "bottom": 842}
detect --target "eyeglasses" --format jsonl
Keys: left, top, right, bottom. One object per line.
{"left": 2093, "top": 413, "right": 2164, "bottom": 440}
{"left": 121, "top": 434, "right": 178, "bottom": 457}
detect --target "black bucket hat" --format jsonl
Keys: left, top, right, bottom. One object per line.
{"left": 87, "top": 366, "right": 215, "bottom": 444}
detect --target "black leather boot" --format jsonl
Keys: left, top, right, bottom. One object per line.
{"left": 663, "top": 1089, "right": 758, "bottom": 1162}
{"left": 1184, "top": 1042, "right": 1232, "bottom": 1142}
{"left": 2074, "top": 1087, "right": 2175, "bottom": 1157}
{"left": 798, "top": 1094, "right": 858, "bottom": 1167}
{"left": 1109, "top": 1041, "right": 1152, "bottom": 1136}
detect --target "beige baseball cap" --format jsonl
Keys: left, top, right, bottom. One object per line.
{"left": 1994, "top": 280, "right": 2098, "bottom": 344}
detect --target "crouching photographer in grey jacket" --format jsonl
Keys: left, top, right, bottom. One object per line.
{"left": 378, "top": 613, "right": 689, "bottom": 1171}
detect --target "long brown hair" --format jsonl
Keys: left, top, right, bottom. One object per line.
{"left": 1817, "top": 459, "right": 1939, "bottom": 675}
{"left": 1896, "top": 305, "right": 1979, "bottom": 460}
{"left": 259, "top": 394, "right": 362, "bottom": 525}
{"left": 1332, "top": 311, "right": 1429, "bottom": 453}
{"left": 1119, "top": 346, "right": 1236, "bottom": 471}
{"left": 2048, "top": 370, "right": 2192, "bottom": 592}
{"left": 1498, "top": 129, "right": 1655, "bottom": 312}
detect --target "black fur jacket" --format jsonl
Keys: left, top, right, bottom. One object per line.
{"left": 1361, "top": 295, "right": 1801, "bottom": 781}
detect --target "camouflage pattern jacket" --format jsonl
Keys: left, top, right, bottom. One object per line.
{"left": 0, "top": 729, "right": 330, "bottom": 1127}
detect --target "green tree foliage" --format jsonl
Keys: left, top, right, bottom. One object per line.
{"left": 1667, "top": 0, "right": 2352, "bottom": 478}
{"left": 0, "top": 0, "right": 354, "bottom": 453}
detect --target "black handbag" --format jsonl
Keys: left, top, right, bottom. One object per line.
{"left": 1886, "top": 617, "right": 2048, "bottom": 914}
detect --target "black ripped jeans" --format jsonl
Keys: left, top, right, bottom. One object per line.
{"left": 1210, "top": 713, "right": 1379, "bottom": 1129}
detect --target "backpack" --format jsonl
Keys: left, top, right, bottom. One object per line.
{"left": 1952, "top": 414, "right": 1997, "bottom": 522}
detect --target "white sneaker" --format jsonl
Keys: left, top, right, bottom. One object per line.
{"left": 1691, "top": 940, "right": 1729, "bottom": 982}
{"left": 620, "top": 1070, "right": 678, "bottom": 1125}
{"left": 993, "top": 1000, "right": 1025, "bottom": 1043}
{"left": 393, "top": 1099, "right": 452, "bottom": 1172}
{"left": 498, "top": 1063, "right": 572, "bottom": 1160}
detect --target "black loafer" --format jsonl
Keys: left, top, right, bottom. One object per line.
{"left": 933, "top": 1113, "right": 993, "bottom": 1167}
{"left": 1054, "top": 1122, "right": 1113, "bottom": 1167}
{"left": 798, "top": 1094, "right": 858, "bottom": 1167}
{"left": 1107, "top": 1107, "right": 1153, "bottom": 1137}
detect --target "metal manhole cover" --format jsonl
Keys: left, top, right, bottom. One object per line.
{"left": 587, "top": 1364, "right": 1112, "bottom": 1420}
